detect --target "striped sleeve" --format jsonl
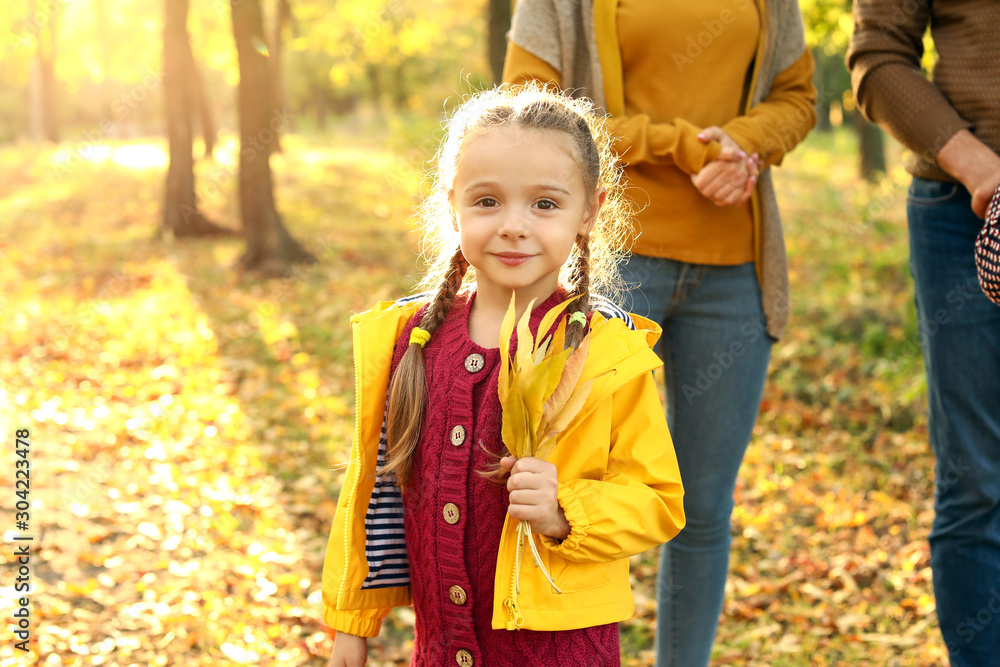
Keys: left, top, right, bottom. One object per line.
{"left": 361, "top": 400, "right": 410, "bottom": 589}
{"left": 589, "top": 293, "right": 636, "bottom": 330}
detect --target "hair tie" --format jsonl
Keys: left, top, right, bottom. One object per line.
{"left": 409, "top": 327, "right": 431, "bottom": 348}
{"left": 568, "top": 312, "right": 587, "bottom": 327}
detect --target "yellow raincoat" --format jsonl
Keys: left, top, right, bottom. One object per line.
{"left": 321, "top": 297, "right": 685, "bottom": 636}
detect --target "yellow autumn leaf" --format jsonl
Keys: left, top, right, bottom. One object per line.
{"left": 532, "top": 334, "right": 552, "bottom": 366}
{"left": 498, "top": 293, "right": 517, "bottom": 407}
{"left": 536, "top": 295, "right": 578, "bottom": 341}
{"left": 514, "top": 298, "right": 536, "bottom": 376}
{"left": 547, "top": 376, "right": 596, "bottom": 435}
{"left": 541, "top": 334, "right": 589, "bottom": 429}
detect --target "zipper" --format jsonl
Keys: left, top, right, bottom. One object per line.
{"left": 336, "top": 319, "right": 365, "bottom": 609}
{"left": 504, "top": 596, "right": 524, "bottom": 631}
{"left": 504, "top": 524, "right": 525, "bottom": 630}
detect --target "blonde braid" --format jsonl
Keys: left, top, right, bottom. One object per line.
{"left": 564, "top": 235, "right": 592, "bottom": 351}
{"left": 383, "top": 247, "right": 469, "bottom": 488}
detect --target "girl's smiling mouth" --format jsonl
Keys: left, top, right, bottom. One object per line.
{"left": 493, "top": 252, "right": 535, "bottom": 265}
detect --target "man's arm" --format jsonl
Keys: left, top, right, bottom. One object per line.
{"left": 847, "top": 0, "right": 998, "bottom": 216}
{"left": 847, "top": 0, "right": 970, "bottom": 159}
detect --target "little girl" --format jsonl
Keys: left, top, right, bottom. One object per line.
{"left": 322, "top": 85, "right": 685, "bottom": 667}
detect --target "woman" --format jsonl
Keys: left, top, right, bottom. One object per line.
{"left": 503, "top": 1, "right": 817, "bottom": 664}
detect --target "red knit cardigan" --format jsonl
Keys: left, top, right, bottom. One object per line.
{"left": 389, "top": 290, "right": 620, "bottom": 667}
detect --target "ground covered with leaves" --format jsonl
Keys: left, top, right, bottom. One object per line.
{"left": 0, "top": 125, "right": 947, "bottom": 665}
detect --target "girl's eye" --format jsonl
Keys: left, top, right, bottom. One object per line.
{"left": 536, "top": 199, "right": 557, "bottom": 210}
{"left": 476, "top": 197, "right": 499, "bottom": 208}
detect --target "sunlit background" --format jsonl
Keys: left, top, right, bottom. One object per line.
{"left": 0, "top": 1, "right": 952, "bottom": 665}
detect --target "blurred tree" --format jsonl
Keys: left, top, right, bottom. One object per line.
{"left": 269, "top": 0, "right": 294, "bottom": 153}
{"left": 857, "top": 111, "right": 886, "bottom": 182}
{"left": 231, "top": 0, "right": 314, "bottom": 275}
{"left": 0, "top": 0, "right": 494, "bottom": 141}
{"left": 487, "top": 0, "right": 510, "bottom": 83}
{"left": 191, "top": 54, "right": 217, "bottom": 159}
{"left": 162, "top": 0, "right": 230, "bottom": 237}
{"left": 801, "top": 0, "right": 885, "bottom": 181}
{"left": 28, "top": 0, "right": 59, "bottom": 142}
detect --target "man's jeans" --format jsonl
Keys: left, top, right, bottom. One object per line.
{"left": 618, "top": 255, "right": 772, "bottom": 667}
{"left": 908, "top": 176, "right": 1000, "bottom": 666}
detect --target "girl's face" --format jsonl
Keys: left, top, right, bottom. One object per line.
{"left": 450, "top": 125, "right": 603, "bottom": 306}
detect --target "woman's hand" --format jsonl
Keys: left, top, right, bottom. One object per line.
{"left": 693, "top": 126, "right": 759, "bottom": 207}
{"left": 501, "top": 456, "right": 570, "bottom": 540}
{"left": 328, "top": 632, "right": 367, "bottom": 667}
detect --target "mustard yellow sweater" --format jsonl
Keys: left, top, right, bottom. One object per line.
{"left": 504, "top": 0, "right": 815, "bottom": 265}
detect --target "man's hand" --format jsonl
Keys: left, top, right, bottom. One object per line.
{"left": 328, "top": 632, "right": 367, "bottom": 667}
{"left": 693, "top": 126, "right": 759, "bottom": 207}
{"left": 936, "top": 129, "right": 1000, "bottom": 218}
{"left": 501, "top": 456, "right": 570, "bottom": 540}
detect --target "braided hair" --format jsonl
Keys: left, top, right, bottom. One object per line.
{"left": 382, "top": 83, "right": 632, "bottom": 488}
{"left": 381, "top": 247, "right": 469, "bottom": 486}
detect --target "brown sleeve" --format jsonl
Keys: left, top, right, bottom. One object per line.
{"left": 723, "top": 48, "right": 818, "bottom": 169}
{"left": 846, "top": 0, "right": 971, "bottom": 159}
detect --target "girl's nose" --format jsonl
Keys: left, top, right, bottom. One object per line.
{"left": 498, "top": 209, "right": 528, "bottom": 238}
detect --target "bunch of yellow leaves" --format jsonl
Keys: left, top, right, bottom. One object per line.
{"left": 498, "top": 293, "right": 598, "bottom": 603}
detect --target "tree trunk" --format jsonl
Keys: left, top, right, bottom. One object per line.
{"left": 28, "top": 59, "right": 44, "bottom": 142}
{"left": 162, "top": 0, "right": 231, "bottom": 237}
{"left": 190, "top": 59, "right": 216, "bottom": 159}
{"left": 855, "top": 109, "right": 886, "bottom": 182}
{"left": 812, "top": 48, "right": 832, "bottom": 133}
{"left": 366, "top": 63, "right": 382, "bottom": 112}
{"left": 31, "top": 0, "right": 60, "bottom": 143}
{"left": 393, "top": 61, "right": 407, "bottom": 110}
{"left": 231, "top": 0, "right": 313, "bottom": 275}
{"left": 40, "top": 52, "right": 59, "bottom": 142}
{"left": 94, "top": 0, "right": 113, "bottom": 120}
{"left": 487, "top": 0, "right": 512, "bottom": 84}
{"left": 268, "top": 0, "right": 292, "bottom": 154}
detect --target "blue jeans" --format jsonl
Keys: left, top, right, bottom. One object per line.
{"left": 907, "top": 176, "right": 1000, "bottom": 667}
{"left": 618, "top": 256, "right": 773, "bottom": 667}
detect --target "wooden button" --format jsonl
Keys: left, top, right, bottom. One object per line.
{"left": 464, "top": 353, "right": 485, "bottom": 373}
{"left": 450, "top": 425, "right": 466, "bottom": 446}
{"left": 448, "top": 585, "right": 467, "bottom": 605}
{"left": 443, "top": 503, "right": 460, "bottom": 524}
{"left": 455, "top": 649, "right": 474, "bottom": 666}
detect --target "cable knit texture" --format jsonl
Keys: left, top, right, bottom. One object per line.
{"left": 390, "top": 290, "right": 619, "bottom": 667}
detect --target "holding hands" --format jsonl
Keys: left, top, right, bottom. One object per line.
{"left": 501, "top": 456, "right": 571, "bottom": 541}
{"left": 693, "top": 126, "right": 759, "bottom": 207}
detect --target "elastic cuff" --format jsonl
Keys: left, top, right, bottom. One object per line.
{"left": 323, "top": 609, "right": 383, "bottom": 639}
{"left": 542, "top": 485, "right": 590, "bottom": 553}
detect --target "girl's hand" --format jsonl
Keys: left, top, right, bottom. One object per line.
{"left": 693, "top": 126, "right": 759, "bottom": 207}
{"left": 501, "top": 456, "right": 570, "bottom": 540}
{"left": 328, "top": 632, "right": 367, "bottom": 667}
